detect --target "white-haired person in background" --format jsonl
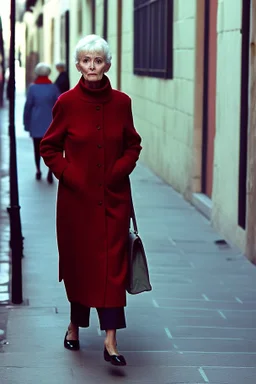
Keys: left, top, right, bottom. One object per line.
{"left": 23, "top": 62, "right": 60, "bottom": 183}
{"left": 40, "top": 35, "right": 142, "bottom": 365}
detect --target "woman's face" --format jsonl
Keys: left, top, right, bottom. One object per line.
{"left": 76, "top": 51, "right": 110, "bottom": 81}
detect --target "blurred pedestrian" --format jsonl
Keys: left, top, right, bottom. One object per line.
{"left": 23, "top": 62, "right": 59, "bottom": 183}
{"left": 54, "top": 62, "right": 69, "bottom": 94}
{"left": 40, "top": 34, "right": 142, "bottom": 365}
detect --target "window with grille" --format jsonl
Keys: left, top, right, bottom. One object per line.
{"left": 134, "top": 0, "right": 173, "bottom": 79}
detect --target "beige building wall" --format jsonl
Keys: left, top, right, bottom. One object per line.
{"left": 68, "top": 0, "right": 120, "bottom": 88}
{"left": 23, "top": 5, "right": 40, "bottom": 58}
{"left": 32, "top": 1, "right": 43, "bottom": 58}
{"left": 69, "top": 0, "right": 98, "bottom": 87}
{"left": 22, "top": 0, "right": 249, "bottom": 254}
{"left": 95, "top": 0, "right": 104, "bottom": 37}
{"left": 16, "top": 22, "right": 26, "bottom": 67}
{"left": 23, "top": 2, "right": 45, "bottom": 86}
{"left": 69, "top": 0, "right": 82, "bottom": 86}
{"left": 212, "top": 0, "right": 245, "bottom": 250}
{"left": 119, "top": 0, "right": 197, "bottom": 196}
{"left": 24, "top": 0, "right": 83, "bottom": 85}
{"left": 44, "top": 0, "right": 61, "bottom": 81}
{"left": 106, "top": 0, "right": 118, "bottom": 89}
{"left": 23, "top": 0, "right": 63, "bottom": 82}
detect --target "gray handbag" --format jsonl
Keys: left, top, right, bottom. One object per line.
{"left": 126, "top": 200, "right": 152, "bottom": 295}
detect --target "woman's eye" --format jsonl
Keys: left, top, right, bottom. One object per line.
{"left": 96, "top": 59, "right": 102, "bottom": 64}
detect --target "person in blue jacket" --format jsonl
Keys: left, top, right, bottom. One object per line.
{"left": 23, "top": 62, "right": 60, "bottom": 183}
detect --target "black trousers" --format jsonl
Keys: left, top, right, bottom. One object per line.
{"left": 33, "top": 137, "right": 52, "bottom": 175}
{"left": 70, "top": 302, "right": 126, "bottom": 331}
{"left": 33, "top": 138, "right": 42, "bottom": 170}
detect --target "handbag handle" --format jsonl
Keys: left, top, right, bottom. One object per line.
{"left": 130, "top": 198, "right": 139, "bottom": 234}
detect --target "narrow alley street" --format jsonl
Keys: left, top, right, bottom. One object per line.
{"left": 1, "top": 70, "right": 256, "bottom": 383}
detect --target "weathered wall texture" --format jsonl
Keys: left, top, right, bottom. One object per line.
{"left": 212, "top": 0, "right": 245, "bottom": 250}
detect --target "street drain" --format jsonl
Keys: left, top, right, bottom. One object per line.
{"left": 215, "top": 239, "right": 230, "bottom": 248}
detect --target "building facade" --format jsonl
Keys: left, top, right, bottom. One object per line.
{"left": 23, "top": 0, "right": 256, "bottom": 262}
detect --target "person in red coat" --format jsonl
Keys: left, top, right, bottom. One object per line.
{"left": 40, "top": 34, "right": 142, "bottom": 366}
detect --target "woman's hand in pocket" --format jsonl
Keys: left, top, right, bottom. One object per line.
{"left": 61, "top": 163, "right": 85, "bottom": 194}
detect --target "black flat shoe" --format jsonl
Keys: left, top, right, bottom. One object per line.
{"left": 104, "top": 347, "right": 126, "bottom": 366}
{"left": 47, "top": 171, "right": 53, "bottom": 184}
{"left": 36, "top": 171, "right": 42, "bottom": 180}
{"left": 64, "top": 331, "right": 80, "bottom": 351}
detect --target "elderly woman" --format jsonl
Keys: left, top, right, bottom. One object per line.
{"left": 40, "top": 35, "right": 142, "bottom": 366}
{"left": 23, "top": 62, "right": 59, "bottom": 183}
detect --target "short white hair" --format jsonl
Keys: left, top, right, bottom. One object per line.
{"left": 74, "top": 34, "right": 112, "bottom": 64}
{"left": 34, "top": 62, "right": 51, "bottom": 76}
{"left": 55, "top": 62, "right": 66, "bottom": 69}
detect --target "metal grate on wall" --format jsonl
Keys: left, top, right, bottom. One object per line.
{"left": 134, "top": 0, "right": 173, "bottom": 79}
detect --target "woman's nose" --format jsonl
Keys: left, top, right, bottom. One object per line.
{"left": 89, "top": 61, "right": 95, "bottom": 70}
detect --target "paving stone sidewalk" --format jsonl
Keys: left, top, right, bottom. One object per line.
{"left": 1, "top": 73, "right": 256, "bottom": 383}
{"left": 0, "top": 89, "right": 12, "bottom": 344}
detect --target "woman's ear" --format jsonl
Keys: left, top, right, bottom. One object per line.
{"left": 76, "top": 63, "right": 81, "bottom": 72}
{"left": 104, "top": 63, "right": 111, "bottom": 73}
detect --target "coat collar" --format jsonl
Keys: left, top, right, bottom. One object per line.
{"left": 34, "top": 76, "right": 52, "bottom": 84}
{"left": 75, "top": 74, "right": 112, "bottom": 103}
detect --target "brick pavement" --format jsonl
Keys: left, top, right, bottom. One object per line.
{"left": 1, "top": 72, "right": 256, "bottom": 383}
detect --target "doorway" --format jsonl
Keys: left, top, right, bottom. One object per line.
{"left": 238, "top": 0, "right": 251, "bottom": 229}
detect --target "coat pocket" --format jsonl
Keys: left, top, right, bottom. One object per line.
{"left": 61, "top": 163, "right": 85, "bottom": 193}
{"left": 106, "top": 162, "right": 124, "bottom": 189}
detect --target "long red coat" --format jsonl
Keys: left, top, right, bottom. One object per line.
{"left": 40, "top": 75, "right": 142, "bottom": 308}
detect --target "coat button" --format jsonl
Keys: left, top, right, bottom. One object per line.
{"left": 96, "top": 125, "right": 101, "bottom": 130}
{"left": 97, "top": 144, "right": 102, "bottom": 148}
{"left": 97, "top": 163, "right": 102, "bottom": 168}
{"left": 98, "top": 201, "right": 103, "bottom": 206}
{"left": 96, "top": 106, "right": 101, "bottom": 111}
{"left": 99, "top": 183, "right": 103, "bottom": 187}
